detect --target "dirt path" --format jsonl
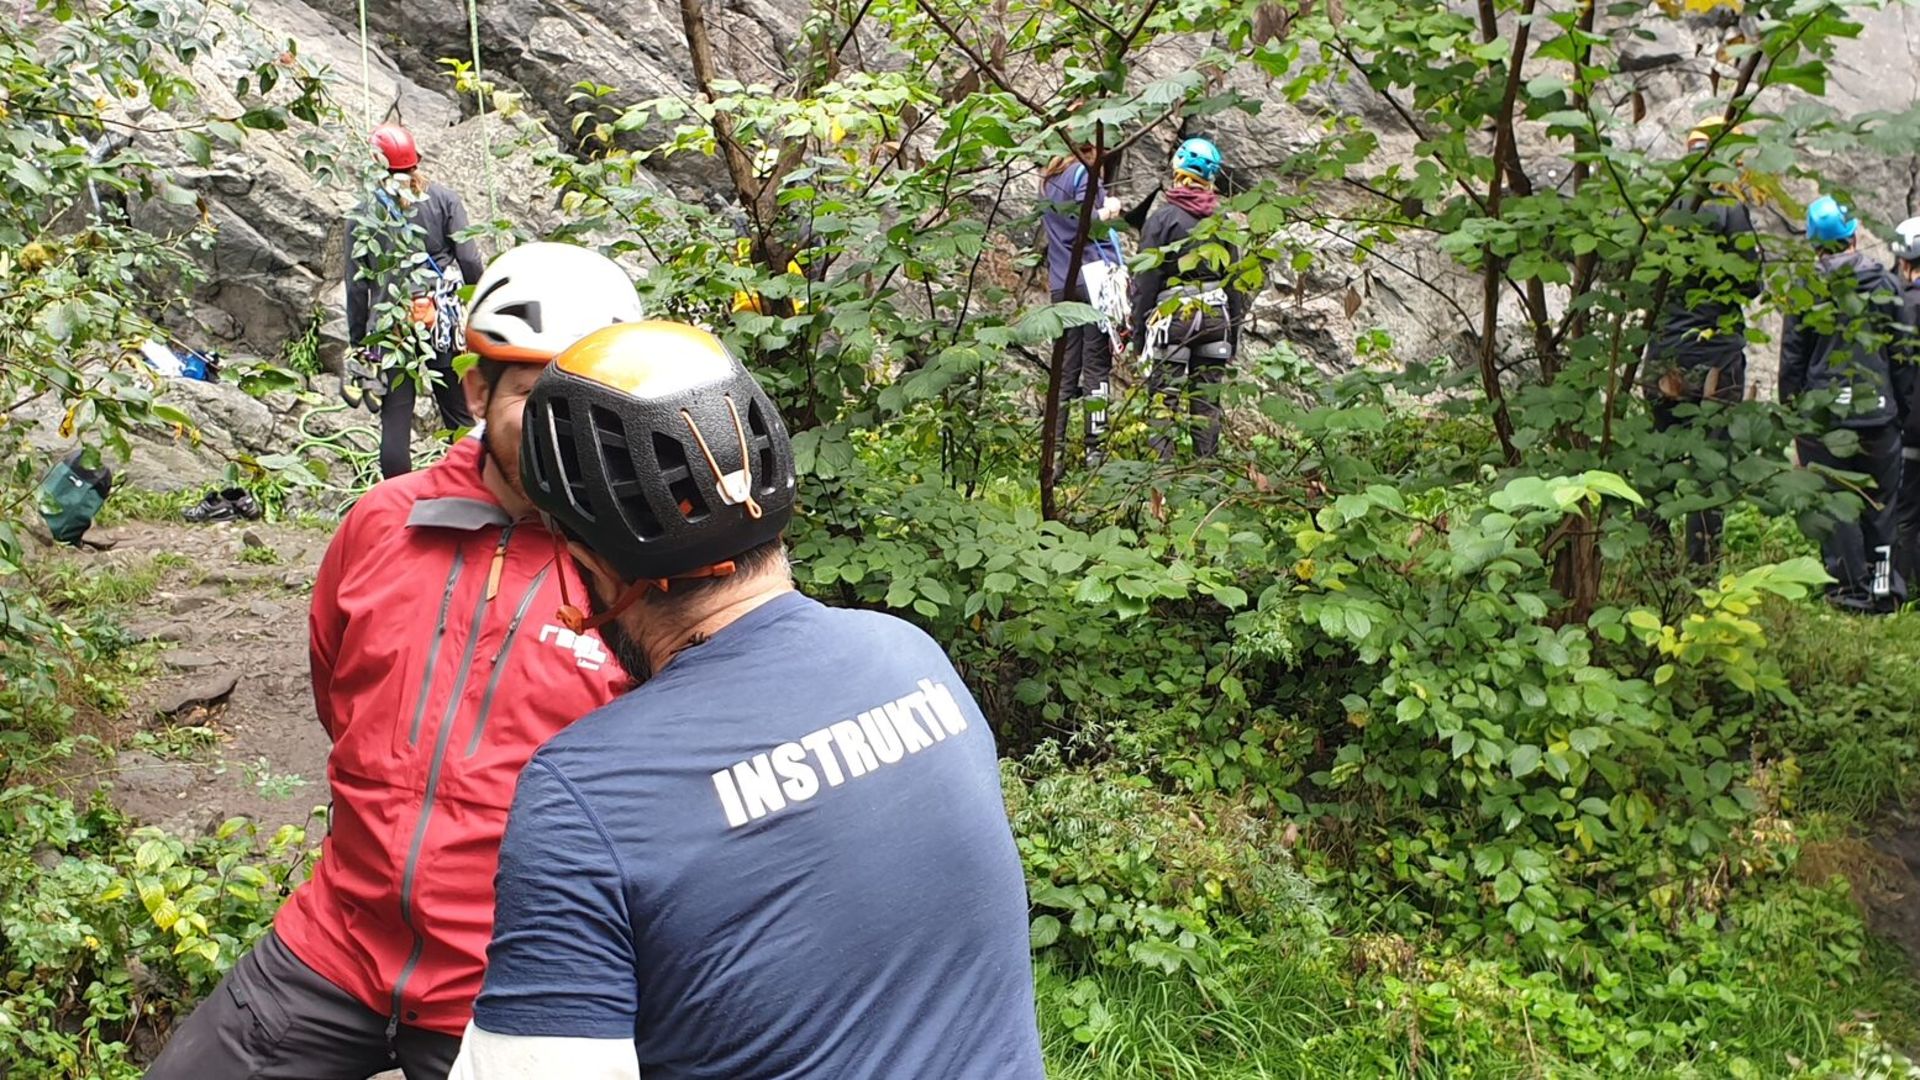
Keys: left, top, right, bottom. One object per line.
{"left": 1864, "top": 809, "right": 1920, "bottom": 981}
{"left": 69, "top": 520, "right": 333, "bottom": 838}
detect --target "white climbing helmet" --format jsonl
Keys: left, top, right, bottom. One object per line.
{"left": 1892, "top": 217, "right": 1920, "bottom": 263}
{"left": 464, "top": 242, "right": 645, "bottom": 363}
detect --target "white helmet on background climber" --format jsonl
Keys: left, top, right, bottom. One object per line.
{"left": 1892, "top": 217, "right": 1920, "bottom": 263}
{"left": 464, "top": 242, "right": 646, "bottom": 363}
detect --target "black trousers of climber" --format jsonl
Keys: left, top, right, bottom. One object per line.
{"left": 1798, "top": 423, "right": 1906, "bottom": 613}
{"left": 1648, "top": 355, "right": 1745, "bottom": 566}
{"left": 1050, "top": 282, "right": 1112, "bottom": 467}
{"left": 379, "top": 351, "right": 473, "bottom": 480}
{"left": 1147, "top": 341, "right": 1230, "bottom": 461}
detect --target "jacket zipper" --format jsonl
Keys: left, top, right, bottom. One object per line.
{"left": 408, "top": 550, "right": 466, "bottom": 746}
{"left": 465, "top": 565, "right": 551, "bottom": 758}
{"left": 388, "top": 523, "right": 515, "bottom": 1041}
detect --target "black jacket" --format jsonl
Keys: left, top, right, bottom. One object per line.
{"left": 1650, "top": 200, "right": 1761, "bottom": 369}
{"left": 1780, "top": 251, "right": 1908, "bottom": 430}
{"left": 344, "top": 181, "right": 484, "bottom": 346}
{"left": 1897, "top": 277, "right": 1920, "bottom": 445}
{"left": 1128, "top": 201, "right": 1245, "bottom": 347}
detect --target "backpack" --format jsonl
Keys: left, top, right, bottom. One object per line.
{"left": 37, "top": 449, "right": 113, "bottom": 545}
{"left": 374, "top": 188, "right": 464, "bottom": 357}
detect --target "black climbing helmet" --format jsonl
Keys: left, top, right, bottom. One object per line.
{"left": 520, "top": 320, "right": 796, "bottom": 584}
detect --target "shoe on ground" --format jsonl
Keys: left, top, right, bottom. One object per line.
{"left": 184, "top": 487, "right": 263, "bottom": 523}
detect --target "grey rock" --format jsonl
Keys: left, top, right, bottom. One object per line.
{"left": 167, "top": 593, "right": 213, "bottom": 615}
{"left": 282, "top": 568, "right": 317, "bottom": 591}
{"left": 127, "top": 621, "right": 192, "bottom": 644}
{"left": 248, "top": 599, "right": 282, "bottom": 620}
{"left": 79, "top": 0, "right": 1920, "bottom": 387}
{"left": 162, "top": 651, "right": 221, "bottom": 671}
{"left": 155, "top": 673, "right": 241, "bottom": 717}
{"left": 1618, "top": 23, "right": 1689, "bottom": 73}
{"left": 113, "top": 751, "right": 199, "bottom": 797}
{"left": 204, "top": 566, "right": 277, "bottom": 587}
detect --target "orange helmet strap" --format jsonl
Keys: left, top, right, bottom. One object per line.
{"left": 554, "top": 558, "right": 740, "bottom": 634}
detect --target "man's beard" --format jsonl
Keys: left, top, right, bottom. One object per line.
{"left": 575, "top": 555, "right": 652, "bottom": 684}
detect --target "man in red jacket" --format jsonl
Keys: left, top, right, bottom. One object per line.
{"left": 145, "top": 243, "right": 645, "bottom": 1080}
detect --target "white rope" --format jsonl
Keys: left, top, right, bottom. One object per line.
{"left": 465, "top": 0, "right": 500, "bottom": 223}
{"left": 356, "top": 0, "right": 373, "bottom": 131}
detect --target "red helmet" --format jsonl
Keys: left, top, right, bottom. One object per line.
{"left": 371, "top": 124, "right": 419, "bottom": 171}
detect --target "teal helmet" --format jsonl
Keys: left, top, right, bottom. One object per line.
{"left": 1172, "top": 137, "right": 1223, "bottom": 183}
{"left": 1806, "top": 195, "right": 1858, "bottom": 244}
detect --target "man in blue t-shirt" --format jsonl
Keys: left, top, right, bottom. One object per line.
{"left": 447, "top": 320, "right": 1045, "bottom": 1080}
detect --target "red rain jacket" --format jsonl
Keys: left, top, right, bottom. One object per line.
{"left": 276, "top": 438, "right": 627, "bottom": 1036}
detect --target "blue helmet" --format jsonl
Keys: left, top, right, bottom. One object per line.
{"left": 1172, "top": 137, "right": 1223, "bottom": 183}
{"left": 1806, "top": 195, "right": 1858, "bottom": 244}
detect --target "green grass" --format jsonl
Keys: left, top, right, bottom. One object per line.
{"left": 92, "top": 487, "right": 197, "bottom": 526}
{"left": 33, "top": 552, "right": 174, "bottom": 612}
{"left": 1038, "top": 884, "right": 1920, "bottom": 1079}
{"left": 1760, "top": 599, "right": 1920, "bottom": 818}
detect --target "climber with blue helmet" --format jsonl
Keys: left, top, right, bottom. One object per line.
{"left": 1644, "top": 115, "right": 1764, "bottom": 566}
{"left": 1131, "top": 135, "right": 1244, "bottom": 459}
{"left": 1781, "top": 194, "right": 1913, "bottom": 612}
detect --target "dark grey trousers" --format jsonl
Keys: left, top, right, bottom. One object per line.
{"left": 1799, "top": 425, "right": 1906, "bottom": 613}
{"left": 143, "top": 930, "right": 460, "bottom": 1080}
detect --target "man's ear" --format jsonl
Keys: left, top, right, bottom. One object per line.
{"left": 462, "top": 365, "right": 491, "bottom": 419}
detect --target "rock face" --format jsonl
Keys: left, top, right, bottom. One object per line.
{"left": 123, "top": 0, "right": 1920, "bottom": 383}
{"left": 17, "top": 369, "right": 449, "bottom": 497}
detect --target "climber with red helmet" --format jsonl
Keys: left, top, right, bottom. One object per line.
{"left": 144, "top": 244, "right": 646, "bottom": 1080}
{"left": 445, "top": 321, "right": 1045, "bottom": 1079}
{"left": 347, "top": 123, "right": 488, "bottom": 478}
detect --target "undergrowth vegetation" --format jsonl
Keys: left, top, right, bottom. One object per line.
{"left": 8, "top": 0, "right": 1920, "bottom": 1075}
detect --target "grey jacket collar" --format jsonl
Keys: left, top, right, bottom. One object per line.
{"left": 406, "top": 497, "right": 512, "bottom": 531}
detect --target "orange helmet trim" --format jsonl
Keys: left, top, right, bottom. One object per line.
{"left": 466, "top": 328, "right": 556, "bottom": 364}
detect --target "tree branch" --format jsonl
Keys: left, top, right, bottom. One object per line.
{"left": 1471, "top": 0, "right": 1537, "bottom": 466}
{"left": 913, "top": 0, "right": 1046, "bottom": 115}
{"left": 1039, "top": 127, "right": 1106, "bottom": 520}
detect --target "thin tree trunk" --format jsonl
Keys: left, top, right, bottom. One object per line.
{"left": 1039, "top": 127, "right": 1106, "bottom": 521}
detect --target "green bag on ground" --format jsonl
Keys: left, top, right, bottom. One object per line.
{"left": 37, "top": 449, "right": 113, "bottom": 545}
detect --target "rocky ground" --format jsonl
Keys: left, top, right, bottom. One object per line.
{"left": 55, "top": 520, "right": 333, "bottom": 838}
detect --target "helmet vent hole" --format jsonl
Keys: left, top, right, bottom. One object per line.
{"left": 748, "top": 400, "right": 776, "bottom": 492}
{"left": 494, "top": 301, "right": 543, "bottom": 332}
{"left": 593, "top": 406, "right": 661, "bottom": 540}
{"left": 652, "top": 433, "right": 709, "bottom": 523}
{"left": 549, "top": 397, "right": 594, "bottom": 522}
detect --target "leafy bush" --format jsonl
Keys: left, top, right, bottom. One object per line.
{"left": 1264, "top": 471, "right": 1832, "bottom": 959}
{"left": 0, "top": 785, "right": 316, "bottom": 1078}
{"left": 1008, "top": 754, "right": 1324, "bottom": 975}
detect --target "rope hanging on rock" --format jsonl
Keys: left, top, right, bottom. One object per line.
{"left": 355, "top": 0, "right": 373, "bottom": 131}
{"left": 465, "top": 0, "right": 500, "bottom": 223}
